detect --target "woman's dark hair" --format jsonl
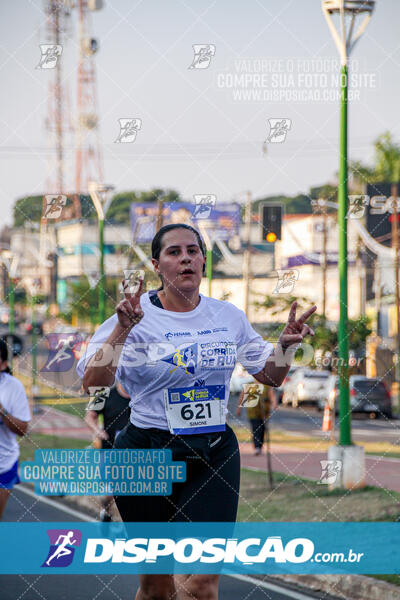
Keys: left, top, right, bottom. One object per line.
{"left": 0, "top": 339, "right": 11, "bottom": 375}
{"left": 151, "top": 223, "right": 206, "bottom": 289}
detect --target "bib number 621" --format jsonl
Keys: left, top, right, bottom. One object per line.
{"left": 181, "top": 402, "right": 212, "bottom": 421}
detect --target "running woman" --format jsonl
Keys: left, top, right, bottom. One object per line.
{"left": 77, "top": 223, "right": 316, "bottom": 600}
{"left": 0, "top": 339, "right": 31, "bottom": 519}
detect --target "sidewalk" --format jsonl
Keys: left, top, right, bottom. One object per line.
{"left": 239, "top": 442, "right": 400, "bottom": 492}
{"left": 29, "top": 406, "right": 92, "bottom": 440}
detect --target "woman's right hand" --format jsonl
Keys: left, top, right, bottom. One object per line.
{"left": 116, "top": 277, "right": 144, "bottom": 330}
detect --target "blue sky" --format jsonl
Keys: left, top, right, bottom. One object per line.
{"left": 0, "top": 0, "right": 399, "bottom": 224}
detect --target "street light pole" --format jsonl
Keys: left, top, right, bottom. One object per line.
{"left": 391, "top": 182, "right": 400, "bottom": 410}
{"left": 243, "top": 191, "right": 252, "bottom": 318}
{"left": 1, "top": 251, "right": 19, "bottom": 371}
{"left": 197, "top": 222, "right": 213, "bottom": 296}
{"left": 322, "top": 0, "right": 375, "bottom": 448}
{"left": 337, "top": 60, "right": 351, "bottom": 445}
{"left": 9, "top": 278, "right": 15, "bottom": 335}
{"left": 98, "top": 216, "right": 105, "bottom": 324}
{"left": 322, "top": 0, "right": 375, "bottom": 488}
{"left": 88, "top": 182, "right": 115, "bottom": 325}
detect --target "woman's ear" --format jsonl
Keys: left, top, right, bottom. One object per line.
{"left": 151, "top": 257, "right": 159, "bottom": 274}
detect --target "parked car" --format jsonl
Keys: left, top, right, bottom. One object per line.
{"left": 282, "top": 369, "right": 331, "bottom": 407}
{"left": 317, "top": 375, "right": 392, "bottom": 418}
{"left": 274, "top": 366, "right": 299, "bottom": 404}
{"left": 24, "top": 321, "right": 44, "bottom": 336}
{"left": 229, "top": 364, "right": 251, "bottom": 396}
{"left": 0, "top": 306, "right": 23, "bottom": 328}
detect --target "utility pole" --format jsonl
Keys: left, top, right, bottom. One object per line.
{"left": 156, "top": 197, "right": 163, "bottom": 231}
{"left": 321, "top": 201, "right": 328, "bottom": 319}
{"left": 356, "top": 236, "right": 366, "bottom": 316}
{"left": 75, "top": 0, "right": 103, "bottom": 199}
{"left": 391, "top": 183, "right": 400, "bottom": 409}
{"left": 243, "top": 191, "right": 252, "bottom": 318}
{"left": 44, "top": 0, "right": 68, "bottom": 194}
{"left": 375, "top": 258, "right": 381, "bottom": 335}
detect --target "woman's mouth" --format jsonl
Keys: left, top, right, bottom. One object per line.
{"left": 180, "top": 269, "right": 195, "bottom": 276}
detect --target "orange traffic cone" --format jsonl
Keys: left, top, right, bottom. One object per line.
{"left": 322, "top": 404, "right": 332, "bottom": 432}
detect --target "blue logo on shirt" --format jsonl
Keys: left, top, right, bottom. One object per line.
{"left": 161, "top": 343, "right": 198, "bottom": 375}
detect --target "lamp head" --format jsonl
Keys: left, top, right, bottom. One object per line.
{"left": 88, "top": 181, "right": 115, "bottom": 194}
{"left": 322, "top": 0, "right": 375, "bottom": 14}
{"left": 322, "top": 0, "right": 375, "bottom": 64}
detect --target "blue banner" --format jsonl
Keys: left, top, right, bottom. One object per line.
{"left": 20, "top": 449, "right": 186, "bottom": 496}
{"left": 130, "top": 201, "right": 241, "bottom": 243}
{"left": 0, "top": 523, "right": 398, "bottom": 574}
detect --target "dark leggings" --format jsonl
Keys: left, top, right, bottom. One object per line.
{"left": 250, "top": 418, "right": 265, "bottom": 449}
{"left": 113, "top": 423, "right": 240, "bottom": 522}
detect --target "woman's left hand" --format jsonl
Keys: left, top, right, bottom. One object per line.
{"left": 278, "top": 301, "right": 317, "bottom": 349}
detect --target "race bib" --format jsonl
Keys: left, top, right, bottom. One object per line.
{"left": 164, "top": 385, "right": 226, "bottom": 435}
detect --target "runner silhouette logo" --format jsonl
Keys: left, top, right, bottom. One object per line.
{"left": 42, "top": 529, "right": 82, "bottom": 568}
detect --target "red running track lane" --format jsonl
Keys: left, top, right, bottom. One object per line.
{"left": 239, "top": 442, "right": 400, "bottom": 492}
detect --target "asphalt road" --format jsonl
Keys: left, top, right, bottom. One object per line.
{"left": 227, "top": 394, "right": 400, "bottom": 444}
{"left": 1, "top": 487, "right": 321, "bottom": 600}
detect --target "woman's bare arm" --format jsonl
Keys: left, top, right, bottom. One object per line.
{"left": 253, "top": 302, "right": 316, "bottom": 387}
{"left": 82, "top": 323, "right": 132, "bottom": 392}
{"left": 82, "top": 278, "right": 144, "bottom": 393}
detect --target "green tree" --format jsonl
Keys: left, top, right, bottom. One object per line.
{"left": 350, "top": 131, "right": 400, "bottom": 188}
{"left": 253, "top": 184, "right": 339, "bottom": 218}
{"left": 309, "top": 184, "right": 338, "bottom": 208}
{"left": 253, "top": 293, "right": 371, "bottom": 356}
{"left": 252, "top": 194, "right": 312, "bottom": 216}
{"left": 68, "top": 277, "right": 120, "bottom": 324}
{"left": 106, "top": 188, "right": 182, "bottom": 223}
{"left": 13, "top": 196, "right": 43, "bottom": 227}
{"left": 13, "top": 194, "right": 95, "bottom": 227}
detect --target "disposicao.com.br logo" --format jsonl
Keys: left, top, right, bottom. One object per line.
{"left": 42, "top": 529, "right": 82, "bottom": 568}
{"left": 1, "top": 522, "right": 386, "bottom": 575}
{"left": 84, "top": 536, "right": 314, "bottom": 564}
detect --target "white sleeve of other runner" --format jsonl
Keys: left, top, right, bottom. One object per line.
{"left": 236, "top": 310, "right": 274, "bottom": 375}
{"left": 9, "top": 378, "right": 31, "bottom": 422}
{"left": 76, "top": 314, "right": 119, "bottom": 379}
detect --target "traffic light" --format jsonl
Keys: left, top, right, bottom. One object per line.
{"left": 260, "top": 203, "right": 283, "bottom": 242}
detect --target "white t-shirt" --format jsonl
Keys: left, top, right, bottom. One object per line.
{"left": 0, "top": 373, "right": 31, "bottom": 473}
{"left": 77, "top": 292, "right": 273, "bottom": 433}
